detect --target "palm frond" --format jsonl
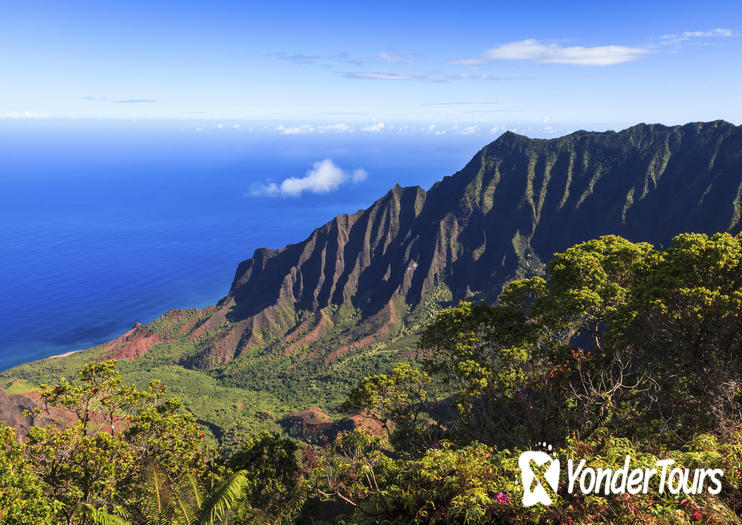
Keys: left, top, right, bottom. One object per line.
{"left": 142, "top": 463, "right": 178, "bottom": 525}
{"left": 172, "top": 490, "right": 197, "bottom": 525}
{"left": 186, "top": 472, "right": 204, "bottom": 510}
{"left": 196, "top": 470, "right": 248, "bottom": 525}
{"left": 169, "top": 471, "right": 203, "bottom": 524}
{"left": 152, "top": 466, "right": 164, "bottom": 516}
{"left": 78, "top": 503, "right": 133, "bottom": 525}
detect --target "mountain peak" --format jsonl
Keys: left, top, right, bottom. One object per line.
{"left": 96, "top": 121, "right": 742, "bottom": 373}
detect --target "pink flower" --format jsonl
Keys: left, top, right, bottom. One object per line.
{"left": 495, "top": 492, "right": 511, "bottom": 504}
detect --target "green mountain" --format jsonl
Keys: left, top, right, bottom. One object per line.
{"left": 5, "top": 120, "right": 741, "bottom": 438}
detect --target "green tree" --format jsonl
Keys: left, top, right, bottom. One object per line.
{"left": 417, "top": 233, "right": 742, "bottom": 447}
{"left": 0, "top": 425, "right": 57, "bottom": 524}
{"left": 219, "top": 431, "right": 306, "bottom": 524}
{"left": 29, "top": 361, "right": 210, "bottom": 523}
{"left": 344, "top": 363, "right": 438, "bottom": 454}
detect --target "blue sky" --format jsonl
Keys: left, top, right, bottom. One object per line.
{"left": 1, "top": 0, "right": 741, "bottom": 134}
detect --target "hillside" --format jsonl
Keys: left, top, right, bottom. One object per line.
{"left": 4, "top": 120, "right": 741, "bottom": 438}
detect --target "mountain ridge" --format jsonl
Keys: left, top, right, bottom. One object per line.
{"left": 6, "top": 121, "right": 741, "bottom": 411}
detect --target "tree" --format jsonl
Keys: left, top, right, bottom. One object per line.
{"left": 0, "top": 425, "right": 57, "bottom": 524}
{"left": 28, "top": 360, "right": 210, "bottom": 523}
{"left": 225, "top": 431, "right": 305, "bottom": 524}
{"left": 344, "top": 363, "right": 437, "bottom": 454}
{"left": 417, "top": 233, "right": 742, "bottom": 448}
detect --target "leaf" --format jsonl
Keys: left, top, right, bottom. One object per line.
{"left": 196, "top": 470, "right": 249, "bottom": 525}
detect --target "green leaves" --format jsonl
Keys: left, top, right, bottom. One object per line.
{"left": 413, "top": 232, "right": 742, "bottom": 449}
{"left": 0, "top": 426, "right": 58, "bottom": 523}
{"left": 18, "top": 360, "right": 216, "bottom": 524}
{"left": 39, "top": 360, "right": 144, "bottom": 437}
{"left": 344, "top": 363, "right": 435, "bottom": 453}
{"left": 4, "top": 231, "right": 742, "bottom": 524}
{"left": 196, "top": 470, "right": 248, "bottom": 525}
{"left": 225, "top": 430, "right": 305, "bottom": 521}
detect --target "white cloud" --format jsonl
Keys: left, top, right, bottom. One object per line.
{"left": 350, "top": 168, "right": 367, "bottom": 182}
{"left": 194, "top": 123, "right": 243, "bottom": 132}
{"left": 682, "top": 28, "right": 736, "bottom": 38}
{"left": 379, "top": 51, "right": 417, "bottom": 63}
{"left": 317, "top": 123, "right": 352, "bottom": 133}
{"left": 451, "top": 39, "right": 647, "bottom": 66}
{"left": 457, "top": 125, "right": 479, "bottom": 135}
{"left": 1, "top": 111, "right": 49, "bottom": 118}
{"left": 270, "top": 122, "right": 379, "bottom": 134}
{"left": 251, "top": 159, "right": 367, "bottom": 197}
{"left": 345, "top": 72, "right": 423, "bottom": 80}
{"left": 658, "top": 28, "right": 738, "bottom": 45}
{"left": 344, "top": 71, "right": 493, "bottom": 82}
{"left": 274, "top": 51, "right": 363, "bottom": 66}
{"left": 360, "top": 122, "right": 385, "bottom": 132}
{"left": 276, "top": 124, "right": 315, "bottom": 134}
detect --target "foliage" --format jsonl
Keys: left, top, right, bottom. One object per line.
{"left": 320, "top": 233, "right": 742, "bottom": 523}
{"left": 0, "top": 232, "right": 740, "bottom": 523}
{"left": 417, "top": 233, "right": 742, "bottom": 449}
{"left": 343, "top": 363, "right": 440, "bottom": 453}
{"left": 3, "top": 360, "right": 230, "bottom": 524}
{"left": 0, "top": 426, "right": 58, "bottom": 523}
{"left": 305, "top": 428, "right": 742, "bottom": 524}
{"left": 225, "top": 431, "right": 306, "bottom": 524}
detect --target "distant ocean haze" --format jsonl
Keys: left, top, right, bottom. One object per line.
{"left": 0, "top": 120, "right": 486, "bottom": 370}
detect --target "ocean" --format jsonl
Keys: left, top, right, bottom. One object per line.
{"left": 0, "top": 119, "right": 493, "bottom": 371}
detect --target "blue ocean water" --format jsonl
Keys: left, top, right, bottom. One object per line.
{"left": 0, "top": 120, "right": 491, "bottom": 371}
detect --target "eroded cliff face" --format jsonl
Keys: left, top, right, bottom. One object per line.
{"left": 98, "top": 121, "right": 742, "bottom": 370}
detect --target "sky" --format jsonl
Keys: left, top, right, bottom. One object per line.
{"left": 1, "top": 0, "right": 741, "bottom": 134}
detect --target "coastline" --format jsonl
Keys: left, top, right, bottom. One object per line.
{"left": 47, "top": 350, "right": 83, "bottom": 359}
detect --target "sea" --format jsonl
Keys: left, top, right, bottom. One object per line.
{"left": 0, "top": 119, "right": 502, "bottom": 371}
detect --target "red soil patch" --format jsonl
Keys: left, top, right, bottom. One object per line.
{"left": 324, "top": 300, "right": 398, "bottom": 364}
{"left": 279, "top": 315, "right": 316, "bottom": 348}
{"left": 348, "top": 411, "right": 387, "bottom": 435}
{"left": 100, "top": 324, "right": 162, "bottom": 361}
{"left": 94, "top": 308, "right": 214, "bottom": 362}
{"left": 283, "top": 310, "right": 332, "bottom": 356}
{"left": 169, "top": 309, "right": 205, "bottom": 336}
{"left": 190, "top": 307, "right": 229, "bottom": 342}
{"left": 18, "top": 391, "right": 103, "bottom": 430}
{"left": 288, "top": 406, "right": 333, "bottom": 426}
{"left": 197, "top": 321, "right": 250, "bottom": 368}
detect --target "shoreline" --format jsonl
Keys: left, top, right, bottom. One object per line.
{"left": 47, "top": 350, "right": 83, "bottom": 359}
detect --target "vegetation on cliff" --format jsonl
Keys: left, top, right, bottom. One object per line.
{"left": 4, "top": 122, "right": 742, "bottom": 441}
{"left": 1, "top": 232, "right": 740, "bottom": 523}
